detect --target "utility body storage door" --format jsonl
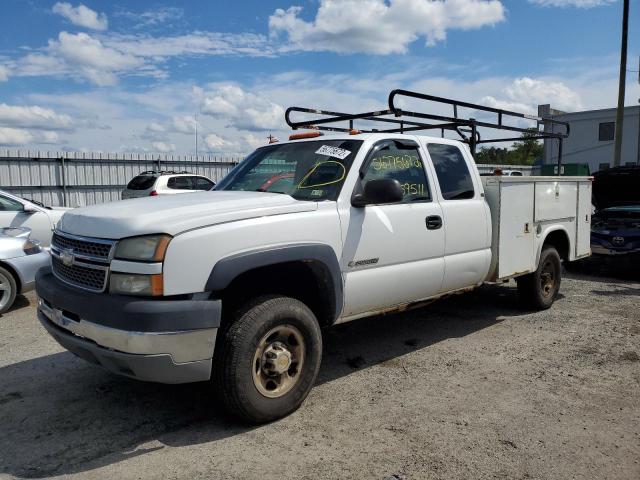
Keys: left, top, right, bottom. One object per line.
{"left": 482, "top": 176, "right": 593, "bottom": 281}
{"left": 341, "top": 139, "right": 445, "bottom": 318}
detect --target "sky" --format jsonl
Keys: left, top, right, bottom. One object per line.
{"left": 0, "top": 0, "right": 638, "bottom": 155}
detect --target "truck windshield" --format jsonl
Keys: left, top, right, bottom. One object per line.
{"left": 215, "top": 139, "right": 363, "bottom": 201}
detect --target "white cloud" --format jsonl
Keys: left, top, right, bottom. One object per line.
{"left": 6, "top": 55, "right": 637, "bottom": 154}
{"left": 19, "top": 31, "right": 147, "bottom": 86}
{"left": 171, "top": 115, "right": 197, "bottom": 134}
{"left": 243, "top": 133, "right": 271, "bottom": 150}
{"left": 0, "top": 104, "right": 73, "bottom": 130}
{"left": 52, "top": 2, "right": 108, "bottom": 30}
{"left": 103, "top": 32, "right": 272, "bottom": 58}
{"left": 0, "top": 127, "right": 59, "bottom": 145}
{"left": 0, "top": 128, "right": 33, "bottom": 145}
{"left": 204, "top": 133, "right": 236, "bottom": 152}
{"left": 200, "top": 84, "right": 285, "bottom": 131}
{"left": 116, "top": 7, "right": 184, "bottom": 28}
{"left": 146, "top": 122, "right": 166, "bottom": 133}
{"left": 52, "top": 31, "right": 142, "bottom": 84}
{"left": 8, "top": 31, "right": 271, "bottom": 86}
{"left": 0, "top": 65, "right": 9, "bottom": 81}
{"left": 269, "top": 0, "right": 505, "bottom": 54}
{"left": 480, "top": 77, "right": 583, "bottom": 114}
{"left": 528, "top": 0, "right": 616, "bottom": 7}
{"left": 152, "top": 141, "right": 175, "bottom": 152}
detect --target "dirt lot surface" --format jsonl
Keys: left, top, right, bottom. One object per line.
{"left": 1, "top": 267, "right": 638, "bottom": 480}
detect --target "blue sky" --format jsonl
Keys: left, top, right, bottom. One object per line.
{"left": 0, "top": 0, "right": 638, "bottom": 154}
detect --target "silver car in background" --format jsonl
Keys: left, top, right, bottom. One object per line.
{"left": 0, "top": 228, "right": 50, "bottom": 314}
{"left": 0, "top": 190, "right": 69, "bottom": 248}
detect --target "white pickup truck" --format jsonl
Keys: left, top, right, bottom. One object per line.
{"left": 36, "top": 91, "right": 592, "bottom": 422}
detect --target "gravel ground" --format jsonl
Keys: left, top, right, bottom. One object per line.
{"left": 0, "top": 266, "right": 638, "bottom": 480}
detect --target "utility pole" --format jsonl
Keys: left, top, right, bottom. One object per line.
{"left": 613, "top": 0, "right": 629, "bottom": 167}
{"left": 637, "top": 56, "right": 640, "bottom": 165}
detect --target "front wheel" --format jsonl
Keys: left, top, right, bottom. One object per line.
{"left": 0, "top": 266, "right": 17, "bottom": 315}
{"left": 213, "top": 295, "right": 322, "bottom": 423}
{"left": 517, "top": 246, "right": 561, "bottom": 310}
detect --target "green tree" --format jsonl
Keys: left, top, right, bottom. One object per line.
{"left": 475, "top": 128, "right": 543, "bottom": 166}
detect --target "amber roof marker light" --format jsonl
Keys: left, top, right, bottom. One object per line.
{"left": 289, "top": 131, "right": 324, "bottom": 141}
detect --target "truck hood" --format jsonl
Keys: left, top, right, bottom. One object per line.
{"left": 592, "top": 166, "right": 640, "bottom": 210}
{"left": 57, "top": 191, "right": 318, "bottom": 239}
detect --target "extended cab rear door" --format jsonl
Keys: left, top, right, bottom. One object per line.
{"left": 340, "top": 138, "right": 445, "bottom": 318}
{"left": 421, "top": 141, "right": 492, "bottom": 292}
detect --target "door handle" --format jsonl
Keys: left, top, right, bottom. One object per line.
{"left": 426, "top": 215, "right": 442, "bottom": 230}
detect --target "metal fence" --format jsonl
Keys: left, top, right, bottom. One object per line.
{"left": 0, "top": 150, "right": 241, "bottom": 207}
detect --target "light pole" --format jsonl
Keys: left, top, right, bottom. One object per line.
{"left": 613, "top": 0, "right": 629, "bottom": 167}
{"left": 195, "top": 112, "right": 198, "bottom": 157}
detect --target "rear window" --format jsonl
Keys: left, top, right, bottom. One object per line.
{"left": 127, "top": 175, "right": 156, "bottom": 190}
{"left": 427, "top": 144, "right": 475, "bottom": 200}
{"left": 194, "top": 177, "right": 214, "bottom": 190}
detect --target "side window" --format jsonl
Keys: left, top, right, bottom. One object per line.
{"left": 427, "top": 144, "right": 475, "bottom": 200}
{"left": 0, "top": 195, "right": 23, "bottom": 211}
{"left": 360, "top": 140, "right": 430, "bottom": 203}
{"left": 167, "top": 176, "right": 193, "bottom": 190}
{"left": 195, "top": 177, "right": 214, "bottom": 190}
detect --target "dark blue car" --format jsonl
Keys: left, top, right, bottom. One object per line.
{"left": 591, "top": 166, "right": 640, "bottom": 256}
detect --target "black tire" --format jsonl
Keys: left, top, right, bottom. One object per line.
{"left": 0, "top": 266, "right": 17, "bottom": 315}
{"left": 517, "top": 246, "right": 561, "bottom": 310}
{"left": 213, "top": 295, "right": 322, "bottom": 423}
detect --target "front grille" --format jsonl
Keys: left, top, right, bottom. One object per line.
{"left": 52, "top": 256, "right": 107, "bottom": 292}
{"left": 52, "top": 232, "right": 113, "bottom": 260}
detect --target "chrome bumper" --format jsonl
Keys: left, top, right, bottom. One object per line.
{"left": 39, "top": 310, "right": 213, "bottom": 384}
{"left": 38, "top": 298, "right": 217, "bottom": 364}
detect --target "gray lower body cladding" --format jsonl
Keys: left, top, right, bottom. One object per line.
{"left": 36, "top": 268, "right": 221, "bottom": 384}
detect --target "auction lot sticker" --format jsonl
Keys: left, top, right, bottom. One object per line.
{"left": 316, "top": 145, "right": 351, "bottom": 160}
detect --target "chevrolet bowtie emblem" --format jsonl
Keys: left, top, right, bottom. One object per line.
{"left": 60, "top": 249, "right": 75, "bottom": 267}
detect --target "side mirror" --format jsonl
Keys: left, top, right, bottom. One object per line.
{"left": 22, "top": 204, "right": 38, "bottom": 214}
{"left": 352, "top": 178, "right": 404, "bottom": 207}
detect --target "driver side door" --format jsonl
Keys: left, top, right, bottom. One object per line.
{"left": 341, "top": 139, "right": 445, "bottom": 318}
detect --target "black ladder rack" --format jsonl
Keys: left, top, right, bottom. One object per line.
{"left": 285, "top": 89, "right": 570, "bottom": 169}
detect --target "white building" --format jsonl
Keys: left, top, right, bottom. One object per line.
{"left": 539, "top": 104, "right": 640, "bottom": 173}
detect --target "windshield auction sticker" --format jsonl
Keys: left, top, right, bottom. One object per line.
{"left": 315, "top": 145, "right": 351, "bottom": 160}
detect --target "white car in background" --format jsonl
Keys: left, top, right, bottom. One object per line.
{"left": 121, "top": 171, "right": 216, "bottom": 199}
{"left": 0, "top": 190, "right": 68, "bottom": 247}
{"left": 502, "top": 169, "right": 524, "bottom": 176}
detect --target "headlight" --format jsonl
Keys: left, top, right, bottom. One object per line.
{"left": 114, "top": 234, "right": 171, "bottom": 261}
{"left": 110, "top": 273, "right": 163, "bottom": 296}
{"left": 23, "top": 239, "right": 42, "bottom": 255}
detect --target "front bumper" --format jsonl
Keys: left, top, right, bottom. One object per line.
{"left": 36, "top": 268, "right": 221, "bottom": 384}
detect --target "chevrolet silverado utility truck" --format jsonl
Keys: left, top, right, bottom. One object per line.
{"left": 36, "top": 91, "right": 592, "bottom": 422}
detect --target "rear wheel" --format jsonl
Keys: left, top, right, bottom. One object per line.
{"left": 213, "top": 295, "right": 322, "bottom": 423}
{"left": 0, "top": 266, "right": 17, "bottom": 314}
{"left": 517, "top": 246, "right": 561, "bottom": 310}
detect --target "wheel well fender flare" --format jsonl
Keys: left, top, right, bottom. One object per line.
{"left": 537, "top": 227, "right": 572, "bottom": 265}
{"left": 205, "top": 243, "right": 343, "bottom": 321}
